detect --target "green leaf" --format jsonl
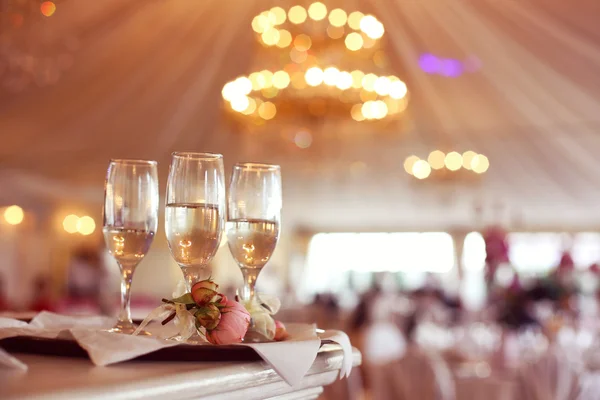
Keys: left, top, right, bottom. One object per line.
{"left": 170, "top": 293, "right": 196, "bottom": 305}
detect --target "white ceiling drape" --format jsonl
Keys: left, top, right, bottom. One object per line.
{"left": 2, "top": 0, "right": 600, "bottom": 229}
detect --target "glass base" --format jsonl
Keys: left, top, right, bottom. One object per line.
{"left": 242, "top": 329, "right": 273, "bottom": 343}
{"left": 107, "top": 321, "right": 152, "bottom": 336}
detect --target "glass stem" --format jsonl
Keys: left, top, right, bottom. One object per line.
{"left": 118, "top": 263, "right": 135, "bottom": 325}
{"left": 240, "top": 268, "right": 259, "bottom": 304}
{"left": 182, "top": 265, "right": 208, "bottom": 291}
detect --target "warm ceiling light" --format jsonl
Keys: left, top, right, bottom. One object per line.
{"left": 261, "top": 28, "right": 280, "bottom": 46}
{"left": 40, "top": 1, "right": 56, "bottom": 17}
{"left": 351, "top": 104, "right": 365, "bottom": 121}
{"left": 344, "top": 32, "right": 363, "bottom": 51}
{"left": 62, "top": 214, "right": 79, "bottom": 233}
{"left": 428, "top": 150, "right": 446, "bottom": 170}
{"left": 270, "top": 7, "right": 287, "bottom": 24}
{"left": 362, "top": 73, "right": 377, "bottom": 91}
{"left": 412, "top": 160, "right": 432, "bottom": 179}
{"left": 445, "top": 151, "right": 463, "bottom": 171}
{"left": 258, "top": 102, "right": 277, "bottom": 120}
{"left": 404, "top": 155, "right": 420, "bottom": 174}
{"left": 305, "top": 67, "right": 324, "bottom": 86}
{"left": 273, "top": 71, "right": 290, "bottom": 89}
{"left": 231, "top": 96, "right": 250, "bottom": 112}
{"left": 335, "top": 71, "right": 353, "bottom": 90}
{"left": 471, "top": 154, "right": 490, "bottom": 173}
{"left": 4, "top": 205, "right": 24, "bottom": 225}
{"left": 323, "top": 67, "right": 340, "bottom": 86}
{"left": 276, "top": 29, "right": 292, "bottom": 48}
{"left": 389, "top": 81, "right": 408, "bottom": 99}
{"left": 347, "top": 11, "right": 364, "bottom": 30}
{"left": 308, "top": 2, "right": 328, "bottom": 21}
{"left": 328, "top": 8, "right": 348, "bottom": 27}
{"left": 288, "top": 5, "right": 307, "bottom": 24}
{"left": 360, "top": 15, "right": 384, "bottom": 39}
{"left": 462, "top": 151, "right": 477, "bottom": 170}
{"left": 350, "top": 70, "right": 364, "bottom": 88}
{"left": 77, "top": 216, "right": 96, "bottom": 236}
{"left": 374, "top": 76, "right": 391, "bottom": 96}
{"left": 293, "top": 34, "right": 312, "bottom": 51}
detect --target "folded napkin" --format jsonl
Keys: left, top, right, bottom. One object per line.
{"left": 0, "top": 312, "right": 353, "bottom": 386}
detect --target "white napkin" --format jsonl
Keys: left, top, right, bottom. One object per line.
{"left": 318, "top": 329, "right": 354, "bottom": 379}
{"left": 0, "top": 313, "right": 354, "bottom": 387}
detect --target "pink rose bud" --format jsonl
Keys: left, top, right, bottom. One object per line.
{"left": 191, "top": 279, "right": 219, "bottom": 292}
{"left": 206, "top": 298, "right": 251, "bottom": 345}
{"left": 195, "top": 304, "right": 221, "bottom": 331}
{"left": 191, "top": 287, "right": 219, "bottom": 306}
{"left": 274, "top": 320, "right": 289, "bottom": 341}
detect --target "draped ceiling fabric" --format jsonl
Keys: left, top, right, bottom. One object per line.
{"left": 2, "top": 0, "right": 600, "bottom": 230}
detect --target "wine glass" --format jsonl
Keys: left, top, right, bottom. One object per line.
{"left": 103, "top": 159, "right": 159, "bottom": 334}
{"left": 165, "top": 152, "right": 225, "bottom": 290}
{"left": 227, "top": 163, "right": 281, "bottom": 342}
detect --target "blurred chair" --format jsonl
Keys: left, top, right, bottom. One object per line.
{"left": 515, "top": 345, "right": 580, "bottom": 400}
{"left": 365, "top": 346, "right": 455, "bottom": 400}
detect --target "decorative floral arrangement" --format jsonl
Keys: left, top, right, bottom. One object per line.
{"left": 135, "top": 278, "right": 288, "bottom": 344}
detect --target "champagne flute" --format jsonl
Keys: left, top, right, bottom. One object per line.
{"left": 165, "top": 152, "right": 225, "bottom": 290}
{"left": 227, "top": 163, "right": 281, "bottom": 342}
{"left": 103, "top": 159, "right": 159, "bottom": 334}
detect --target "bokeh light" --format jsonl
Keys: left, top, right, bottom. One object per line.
{"left": 351, "top": 104, "right": 365, "bottom": 121}
{"left": 389, "top": 81, "right": 408, "bottom": 99}
{"left": 404, "top": 156, "right": 420, "bottom": 174}
{"left": 445, "top": 152, "right": 463, "bottom": 171}
{"left": 374, "top": 76, "right": 391, "bottom": 96}
{"left": 323, "top": 67, "right": 340, "bottom": 86}
{"left": 77, "top": 216, "right": 96, "bottom": 236}
{"left": 305, "top": 67, "right": 324, "bottom": 86}
{"left": 288, "top": 6, "right": 307, "bottom": 24}
{"left": 328, "top": 8, "right": 348, "bottom": 27}
{"left": 336, "top": 71, "right": 353, "bottom": 90}
{"left": 294, "top": 34, "right": 312, "bottom": 51}
{"left": 327, "top": 25, "right": 345, "bottom": 39}
{"left": 273, "top": 70, "right": 290, "bottom": 89}
{"left": 294, "top": 131, "right": 313, "bottom": 149}
{"left": 348, "top": 11, "right": 364, "bottom": 30}
{"left": 351, "top": 70, "right": 364, "bottom": 88}
{"left": 258, "top": 102, "right": 277, "bottom": 120}
{"left": 462, "top": 151, "right": 477, "bottom": 170}
{"left": 262, "top": 28, "right": 280, "bottom": 46}
{"left": 362, "top": 73, "right": 377, "bottom": 92}
{"left": 344, "top": 32, "right": 363, "bottom": 51}
{"left": 40, "top": 1, "right": 56, "bottom": 17}
{"left": 63, "top": 214, "right": 79, "bottom": 234}
{"left": 412, "top": 160, "right": 432, "bottom": 179}
{"left": 231, "top": 96, "right": 250, "bottom": 112}
{"left": 428, "top": 150, "right": 446, "bottom": 170}
{"left": 277, "top": 30, "right": 292, "bottom": 48}
{"left": 471, "top": 154, "right": 490, "bottom": 173}
{"left": 308, "top": 2, "right": 328, "bottom": 21}
{"left": 4, "top": 205, "right": 24, "bottom": 225}
{"left": 270, "top": 7, "right": 287, "bottom": 24}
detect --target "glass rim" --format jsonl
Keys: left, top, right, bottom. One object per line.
{"left": 234, "top": 162, "right": 280, "bottom": 171}
{"left": 172, "top": 152, "right": 223, "bottom": 160}
{"left": 109, "top": 159, "right": 157, "bottom": 166}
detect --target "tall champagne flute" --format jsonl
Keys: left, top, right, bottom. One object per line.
{"left": 227, "top": 163, "right": 281, "bottom": 341}
{"left": 165, "top": 153, "right": 225, "bottom": 290}
{"left": 103, "top": 159, "right": 159, "bottom": 334}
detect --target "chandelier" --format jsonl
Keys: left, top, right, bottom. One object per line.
{"left": 0, "top": 1, "right": 76, "bottom": 93}
{"left": 221, "top": 2, "right": 409, "bottom": 129}
{"left": 404, "top": 150, "right": 490, "bottom": 180}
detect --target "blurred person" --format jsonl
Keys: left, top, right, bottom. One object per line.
{"left": 62, "top": 246, "right": 111, "bottom": 315}
{"left": 29, "top": 276, "right": 56, "bottom": 312}
{"left": 0, "top": 275, "right": 9, "bottom": 311}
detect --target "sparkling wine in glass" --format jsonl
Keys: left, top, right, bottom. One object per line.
{"left": 165, "top": 153, "right": 225, "bottom": 290}
{"left": 103, "top": 159, "right": 159, "bottom": 334}
{"left": 227, "top": 163, "right": 281, "bottom": 342}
